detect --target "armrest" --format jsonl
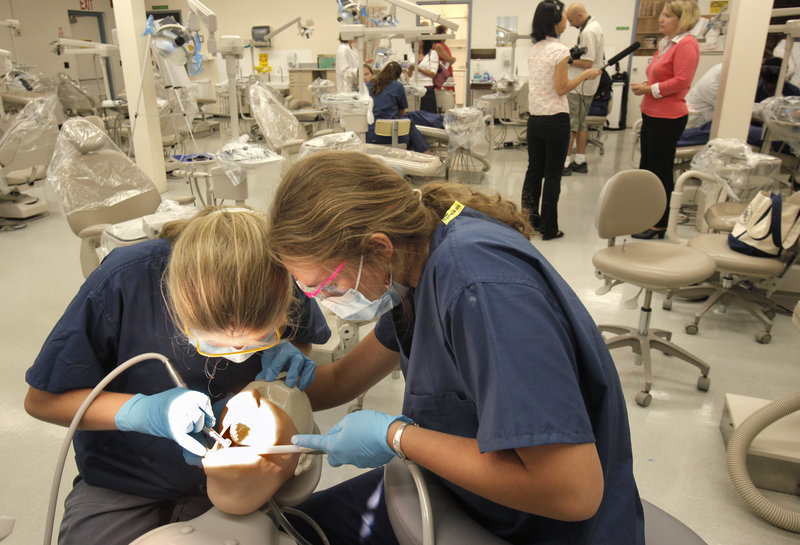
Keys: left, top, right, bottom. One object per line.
{"left": 77, "top": 223, "right": 111, "bottom": 239}
{"left": 173, "top": 195, "right": 196, "bottom": 206}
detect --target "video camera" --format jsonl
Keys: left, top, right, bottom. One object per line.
{"left": 569, "top": 45, "right": 587, "bottom": 64}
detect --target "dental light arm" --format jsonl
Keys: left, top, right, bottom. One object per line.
{"left": 51, "top": 38, "right": 119, "bottom": 57}
{"left": 261, "top": 17, "right": 315, "bottom": 42}
{"left": 187, "top": 0, "right": 218, "bottom": 55}
{"left": 383, "top": 0, "right": 459, "bottom": 31}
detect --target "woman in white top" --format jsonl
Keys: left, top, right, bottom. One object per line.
{"left": 407, "top": 39, "right": 440, "bottom": 113}
{"left": 522, "top": 0, "right": 600, "bottom": 240}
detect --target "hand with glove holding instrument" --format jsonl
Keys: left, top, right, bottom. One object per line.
{"left": 256, "top": 342, "right": 317, "bottom": 390}
{"left": 115, "top": 387, "right": 215, "bottom": 457}
{"left": 291, "top": 410, "right": 413, "bottom": 468}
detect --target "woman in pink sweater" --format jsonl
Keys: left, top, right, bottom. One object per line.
{"left": 630, "top": 0, "right": 700, "bottom": 239}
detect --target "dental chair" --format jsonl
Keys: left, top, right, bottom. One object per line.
{"left": 679, "top": 191, "right": 800, "bottom": 344}
{"left": 0, "top": 93, "right": 60, "bottom": 222}
{"left": 56, "top": 73, "right": 97, "bottom": 117}
{"left": 443, "top": 107, "right": 492, "bottom": 184}
{"left": 249, "top": 81, "right": 329, "bottom": 163}
{"left": 46, "top": 117, "right": 194, "bottom": 277}
{"left": 384, "top": 459, "right": 708, "bottom": 545}
{"left": 593, "top": 169, "right": 716, "bottom": 406}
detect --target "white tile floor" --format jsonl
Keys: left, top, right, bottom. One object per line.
{"left": 1, "top": 127, "right": 799, "bottom": 545}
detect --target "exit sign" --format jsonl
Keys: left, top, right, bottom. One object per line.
{"left": 152, "top": 4, "right": 169, "bottom": 9}
{"left": 79, "top": 0, "right": 94, "bottom": 9}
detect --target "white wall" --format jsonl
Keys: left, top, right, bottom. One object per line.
{"left": 0, "top": 0, "right": 122, "bottom": 97}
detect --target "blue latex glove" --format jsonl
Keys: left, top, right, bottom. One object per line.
{"left": 115, "top": 387, "right": 215, "bottom": 457}
{"left": 256, "top": 342, "right": 316, "bottom": 390}
{"left": 182, "top": 395, "right": 233, "bottom": 467}
{"left": 291, "top": 410, "right": 411, "bottom": 468}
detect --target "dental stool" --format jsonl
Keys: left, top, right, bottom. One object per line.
{"left": 375, "top": 118, "right": 411, "bottom": 148}
{"left": 383, "top": 458, "right": 510, "bottom": 545}
{"left": 385, "top": 459, "right": 708, "bottom": 545}
{"left": 593, "top": 170, "right": 716, "bottom": 406}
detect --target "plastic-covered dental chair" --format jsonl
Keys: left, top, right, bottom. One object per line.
{"left": 249, "top": 81, "right": 325, "bottom": 163}
{"left": 384, "top": 459, "right": 708, "bottom": 545}
{"left": 46, "top": 117, "right": 193, "bottom": 277}
{"left": 0, "top": 93, "right": 60, "bottom": 222}
{"left": 56, "top": 72, "right": 97, "bottom": 117}
{"left": 443, "top": 107, "right": 492, "bottom": 184}
{"left": 593, "top": 170, "right": 716, "bottom": 407}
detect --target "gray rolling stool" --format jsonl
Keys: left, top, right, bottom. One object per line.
{"left": 384, "top": 459, "right": 708, "bottom": 545}
{"left": 642, "top": 500, "right": 707, "bottom": 545}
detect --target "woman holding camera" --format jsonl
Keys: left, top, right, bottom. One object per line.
{"left": 522, "top": 0, "right": 601, "bottom": 240}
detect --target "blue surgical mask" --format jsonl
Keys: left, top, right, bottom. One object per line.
{"left": 318, "top": 280, "right": 406, "bottom": 321}
{"left": 316, "top": 255, "right": 406, "bottom": 320}
{"left": 196, "top": 341, "right": 257, "bottom": 363}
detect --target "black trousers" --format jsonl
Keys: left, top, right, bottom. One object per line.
{"left": 639, "top": 113, "right": 688, "bottom": 228}
{"left": 521, "top": 112, "right": 570, "bottom": 238}
{"left": 420, "top": 86, "right": 437, "bottom": 113}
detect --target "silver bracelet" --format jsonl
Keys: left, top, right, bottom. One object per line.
{"left": 391, "top": 421, "right": 418, "bottom": 461}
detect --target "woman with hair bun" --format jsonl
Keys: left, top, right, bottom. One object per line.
{"left": 269, "top": 151, "right": 644, "bottom": 545}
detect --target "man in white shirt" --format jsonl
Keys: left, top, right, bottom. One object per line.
{"left": 685, "top": 63, "right": 721, "bottom": 129}
{"left": 564, "top": 3, "right": 604, "bottom": 175}
{"left": 336, "top": 35, "right": 362, "bottom": 92}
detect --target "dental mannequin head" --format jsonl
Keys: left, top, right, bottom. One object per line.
{"left": 202, "top": 380, "right": 317, "bottom": 515}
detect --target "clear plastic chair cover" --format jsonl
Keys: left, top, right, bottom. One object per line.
{"left": 759, "top": 95, "right": 800, "bottom": 155}
{"left": 308, "top": 78, "right": 335, "bottom": 109}
{"left": 45, "top": 116, "right": 154, "bottom": 214}
{"left": 320, "top": 92, "right": 374, "bottom": 125}
{"left": 444, "top": 107, "right": 486, "bottom": 149}
{"left": 297, "top": 131, "right": 364, "bottom": 160}
{"left": 215, "top": 134, "right": 284, "bottom": 186}
{"left": 249, "top": 81, "right": 307, "bottom": 152}
{"left": 690, "top": 137, "right": 781, "bottom": 204}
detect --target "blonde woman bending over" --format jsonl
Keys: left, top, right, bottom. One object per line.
{"left": 24, "top": 206, "right": 330, "bottom": 545}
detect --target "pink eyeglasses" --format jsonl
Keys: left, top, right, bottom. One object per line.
{"left": 295, "top": 261, "right": 347, "bottom": 298}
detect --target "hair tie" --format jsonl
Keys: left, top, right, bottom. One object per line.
{"left": 412, "top": 188, "right": 423, "bottom": 203}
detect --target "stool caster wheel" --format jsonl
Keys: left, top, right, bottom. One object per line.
{"left": 764, "top": 310, "right": 776, "bottom": 320}
{"left": 662, "top": 298, "right": 672, "bottom": 311}
{"left": 755, "top": 331, "right": 771, "bottom": 344}
{"left": 635, "top": 391, "right": 652, "bottom": 407}
{"left": 697, "top": 375, "right": 710, "bottom": 391}
{"left": 685, "top": 323, "right": 698, "bottom": 335}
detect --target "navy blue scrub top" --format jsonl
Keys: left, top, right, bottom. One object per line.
{"left": 26, "top": 239, "right": 330, "bottom": 500}
{"left": 374, "top": 206, "right": 644, "bottom": 544}
{"left": 366, "top": 80, "right": 409, "bottom": 144}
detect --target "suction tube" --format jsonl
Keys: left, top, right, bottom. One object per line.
{"left": 726, "top": 390, "right": 800, "bottom": 533}
{"left": 44, "top": 353, "right": 175, "bottom": 545}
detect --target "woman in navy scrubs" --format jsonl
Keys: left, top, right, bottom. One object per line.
{"left": 268, "top": 152, "right": 645, "bottom": 545}
{"left": 24, "top": 207, "right": 330, "bottom": 545}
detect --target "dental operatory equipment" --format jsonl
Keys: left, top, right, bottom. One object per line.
{"left": 162, "top": 358, "right": 232, "bottom": 449}
{"left": 43, "top": 352, "right": 191, "bottom": 545}
{"left": 51, "top": 38, "right": 119, "bottom": 103}
{"left": 43, "top": 352, "right": 328, "bottom": 545}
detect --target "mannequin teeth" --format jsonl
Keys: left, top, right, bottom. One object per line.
{"left": 230, "top": 422, "right": 251, "bottom": 444}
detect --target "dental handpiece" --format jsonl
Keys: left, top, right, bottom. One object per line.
{"left": 162, "top": 359, "right": 231, "bottom": 449}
